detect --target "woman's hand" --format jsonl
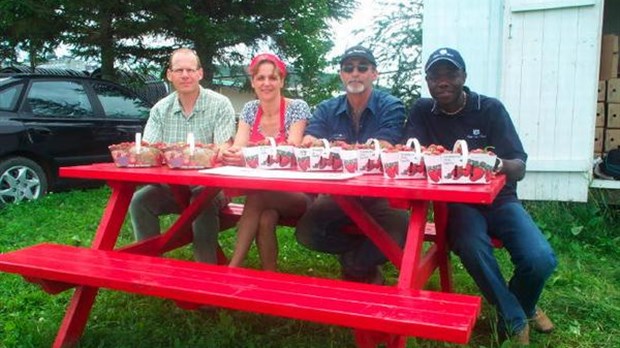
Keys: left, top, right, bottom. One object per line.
{"left": 221, "top": 145, "right": 245, "bottom": 166}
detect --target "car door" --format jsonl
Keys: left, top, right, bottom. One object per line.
{"left": 89, "top": 81, "right": 151, "bottom": 150}
{"left": 20, "top": 78, "right": 108, "bottom": 167}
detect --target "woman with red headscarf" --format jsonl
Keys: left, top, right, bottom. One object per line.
{"left": 222, "top": 53, "right": 311, "bottom": 271}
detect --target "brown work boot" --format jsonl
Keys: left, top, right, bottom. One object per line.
{"left": 530, "top": 307, "right": 554, "bottom": 333}
{"left": 511, "top": 323, "right": 530, "bottom": 346}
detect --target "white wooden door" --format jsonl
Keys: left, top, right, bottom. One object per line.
{"left": 501, "top": 0, "right": 604, "bottom": 201}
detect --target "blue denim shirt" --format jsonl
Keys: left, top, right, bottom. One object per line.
{"left": 305, "top": 89, "right": 405, "bottom": 144}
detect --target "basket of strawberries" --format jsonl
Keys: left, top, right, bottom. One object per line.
{"left": 339, "top": 138, "right": 382, "bottom": 174}
{"left": 294, "top": 139, "right": 338, "bottom": 172}
{"left": 423, "top": 140, "right": 497, "bottom": 184}
{"left": 242, "top": 137, "right": 295, "bottom": 169}
{"left": 162, "top": 142, "right": 218, "bottom": 169}
{"left": 108, "top": 136, "right": 163, "bottom": 168}
{"left": 380, "top": 138, "right": 426, "bottom": 179}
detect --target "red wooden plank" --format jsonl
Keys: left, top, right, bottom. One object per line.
{"left": 0, "top": 244, "right": 480, "bottom": 344}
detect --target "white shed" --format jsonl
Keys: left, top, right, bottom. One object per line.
{"left": 422, "top": 0, "right": 619, "bottom": 202}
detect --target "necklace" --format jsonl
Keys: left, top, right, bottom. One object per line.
{"left": 440, "top": 92, "right": 467, "bottom": 116}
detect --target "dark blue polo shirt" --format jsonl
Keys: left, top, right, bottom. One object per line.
{"left": 404, "top": 87, "right": 527, "bottom": 205}
{"left": 305, "top": 89, "right": 405, "bottom": 145}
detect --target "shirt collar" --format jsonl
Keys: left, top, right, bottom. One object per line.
{"left": 336, "top": 89, "right": 378, "bottom": 118}
{"left": 172, "top": 86, "right": 206, "bottom": 116}
{"left": 431, "top": 86, "right": 480, "bottom": 115}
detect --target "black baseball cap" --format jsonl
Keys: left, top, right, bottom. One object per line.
{"left": 340, "top": 45, "right": 377, "bottom": 66}
{"left": 425, "top": 47, "right": 466, "bottom": 72}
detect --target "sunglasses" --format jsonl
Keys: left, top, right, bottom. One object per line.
{"left": 341, "top": 64, "right": 371, "bottom": 73}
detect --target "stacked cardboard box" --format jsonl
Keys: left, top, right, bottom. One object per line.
{"left": 597, "top": 34, "right": 620, "bottom": 158}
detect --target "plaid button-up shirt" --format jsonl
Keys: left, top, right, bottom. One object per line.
{"left": 143, "top": 86, "right": 236, "bottom": 145}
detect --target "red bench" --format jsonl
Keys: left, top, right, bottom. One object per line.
{"left": 0, "top": 243, "right": 481, "bottom": 346}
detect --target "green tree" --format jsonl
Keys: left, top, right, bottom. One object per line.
{"left": 0, "top": 0, "right": 66, "bottom": 68}
{"left": 153, "top": 0, "right": 354, "bottom": 104}
{"left": 361, "top": 0, "right": 423, "bottom": 109}
{"left": 60, "top": 0, "right": 169, "bottom": 80}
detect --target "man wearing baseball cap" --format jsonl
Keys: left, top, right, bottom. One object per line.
{"left": 404, "top": 47, "right": 557, "bottom": 345}
{"left": 295, "top": 45, "right": 408, "bottom": 285}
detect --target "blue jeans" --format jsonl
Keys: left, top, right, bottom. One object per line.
{"left": 129, "top": 185, "right": 226, "bottom": 263}
{"left": 447, "top": 202, "right": 557, "bottom": 334}
{"left": 295, "top": 195, "right": 409, "bottom": 280}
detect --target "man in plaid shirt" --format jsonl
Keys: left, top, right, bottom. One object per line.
{"left": 129, "top": 48, "right": 236, "bottom": 263}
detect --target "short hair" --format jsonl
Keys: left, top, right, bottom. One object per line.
{"left": 168, "top": 48, "right": 202, "bottom": 70}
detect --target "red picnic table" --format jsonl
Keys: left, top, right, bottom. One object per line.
{"left": 0, "top": 163, "right": 505, "bottom": 347}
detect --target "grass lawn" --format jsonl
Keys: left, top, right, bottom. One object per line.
{"left": 1, "top": 187, "right": 619, "bottom": 347}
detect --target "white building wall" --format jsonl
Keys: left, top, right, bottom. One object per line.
{"left": 422, "top": 0, "right": 504, "bottom": 97}
{"left": 500, "top": 0, "right": 603, "bottom": 201}
{"left": 422, "top": 0, "right": 604, "bottom": 202}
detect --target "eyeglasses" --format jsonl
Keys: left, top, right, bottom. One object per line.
{"left": 341, "top": 64, "right": 370, "bottom": 73}
{"left": 169, "top": 68, "right": 199, "bottom": 75}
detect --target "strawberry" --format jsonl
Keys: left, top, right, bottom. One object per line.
{"left": 297, "top": 157, "right": 310, "bottom": 171}
{"left": 385, "top": 164, "right": 397, "bottom": 178}
{"left": 344, "top": 159, "right": 358, "bottom": 173}
{"left": 470, "top": 166, "right": 485, "bottom": 181}
{"left": 427, "top": 168, "right": 441, "bottom": 182}
{"left": 332, "top": 157, "right": 343, "bottom": 170}
{"left": 319, "top": 157, "right": 328, "bottom": 169}
{"left": 246, "top": 155, "right": 259, "bottom": 168}
{"left": 407, "top": 162, "right": 415, "bottom": 175}
{"left": 280, "top": 155, "right": 291, "bottom": 167}
{"left": 417, "top": 161, "right": 425, "bottom": 173}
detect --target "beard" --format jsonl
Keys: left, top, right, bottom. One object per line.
{"left": 345, "top": 81, "right": 366, "bottom": 94}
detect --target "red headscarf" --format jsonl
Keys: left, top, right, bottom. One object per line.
{"left": 249, "top": 53, "right": 287, "bottom": 78}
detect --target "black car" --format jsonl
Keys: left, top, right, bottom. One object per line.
{"left": 0, "top": 69, "right": 162, "bottom": 205}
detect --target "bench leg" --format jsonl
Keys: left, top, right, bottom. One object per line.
{"left": 354, "top": 330, "right": 406, "bottom": 348}
{"left": 53, "top": 286, "right": 99, "bottom": 348}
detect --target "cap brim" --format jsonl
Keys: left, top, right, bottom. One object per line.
{"left": 340, "top": 55, "right": 376, "bottom": 66}
{"left": 425, "top": 58, "right": 463, "bottom": 72}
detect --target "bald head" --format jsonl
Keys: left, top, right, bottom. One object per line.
{"left": 169, "top": 48, "right": 202, "bottom": 70}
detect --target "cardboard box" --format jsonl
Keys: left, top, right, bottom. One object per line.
{"left": 607, "top": 103, "right": 620, "bottom": 128}
{"left": 594, "top": 127, "right": 604, "bottom": 152}
{"left": 597, "top": 102, "right": 605, "bottom": 127}
{"left": 600, "top": 34, "right": 619, "bottom": 80}
{"left": 608, "top": 78, "right": 620, "bottom": 103}
{"left": 604, "top": 129, "right": 620, "bottom": 151}
{"left": 598, "top": 81, "right": 606, "bottom": 101}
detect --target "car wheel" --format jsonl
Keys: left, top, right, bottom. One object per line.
{"left": 0, "top": 157, "right": 48, "bottom": 206}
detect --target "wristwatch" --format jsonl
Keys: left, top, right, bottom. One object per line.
{"left": 494, "top": 158, "right": 504, "bottom": 173}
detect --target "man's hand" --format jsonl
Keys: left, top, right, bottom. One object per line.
{"left": 301, "top": 135, "right": 318, "bottom": 147}
{"left": 497, "top": 158, "right": 526, "bottom": 182}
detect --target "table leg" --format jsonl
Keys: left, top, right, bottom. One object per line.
{"left": 397, "top": 200, "right": 429, "bottom": 289}
{"left": 331, "top": 195, "right": 403, "bottom": 268}
{"left": 53, "top": 181, "right": 134, "bottom": 346}
{"left": 53, "top": 287, "right": 99, "bottom": 348}
{"left": 92, "top": 181, "right": 136, "bottom": 250}
{"left": 120, "top": 187, "right": 220, "bottom": 255}
{"left": 433, "top": 202, "right": 453, "bottom": 292}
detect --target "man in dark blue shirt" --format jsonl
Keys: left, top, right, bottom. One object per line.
{"left": 295, "top": 46, "right": 408, "bottom": 284}
{"left": 404, "top": 47, "right": 557, "bottom": 344}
